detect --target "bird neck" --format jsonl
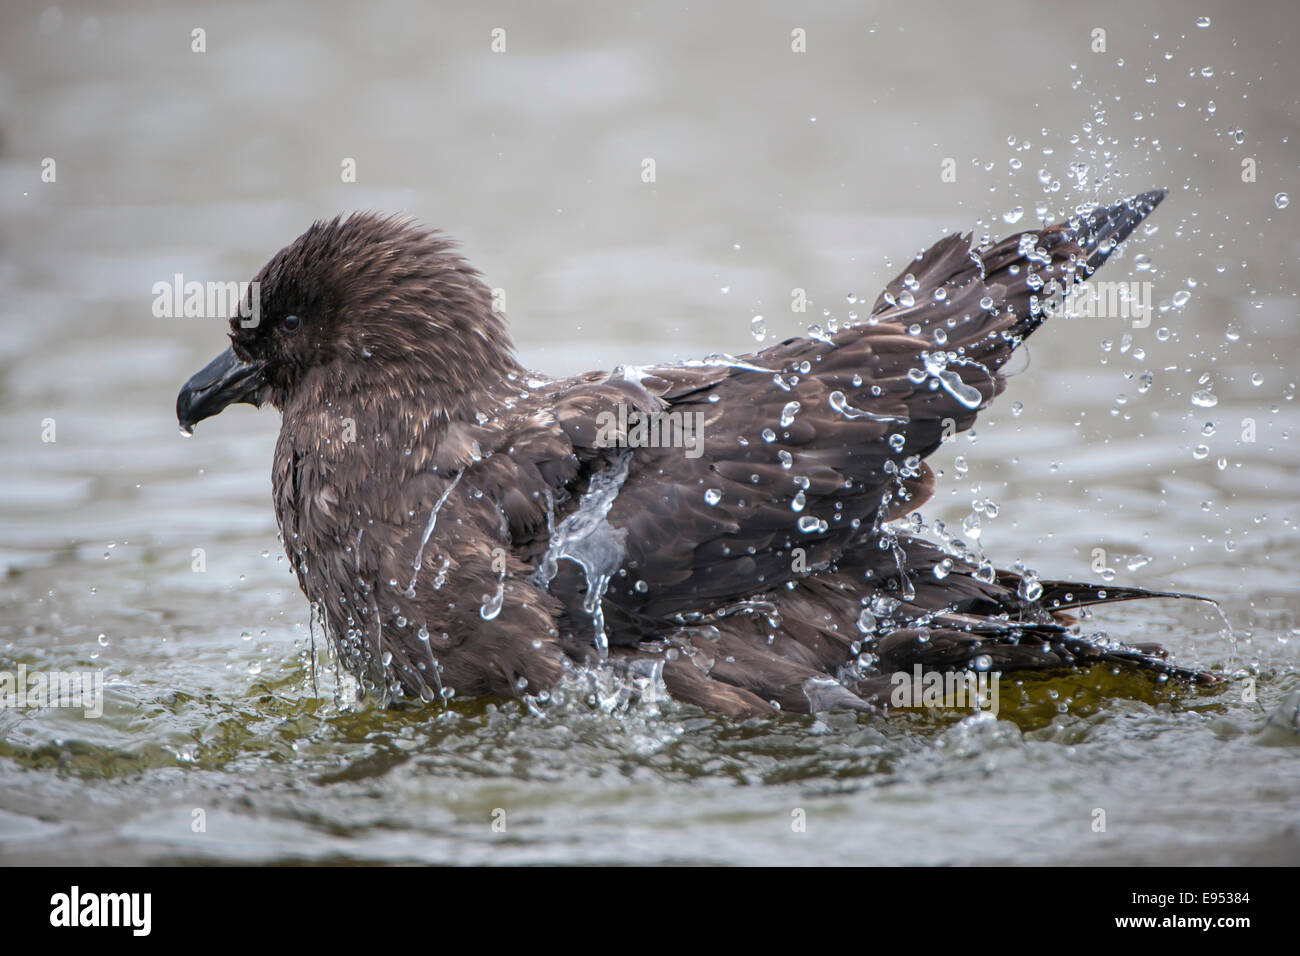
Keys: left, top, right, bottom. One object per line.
{"left": 278, "top": 359, "right": 521, "bottom": 482}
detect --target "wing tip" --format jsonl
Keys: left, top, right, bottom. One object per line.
{"left": 1080, "top": 187, "right": 1168, "bottom": 270}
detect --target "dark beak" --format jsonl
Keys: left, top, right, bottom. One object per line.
{"left": 177, "top": 347, "right": 267, "bottom": 434}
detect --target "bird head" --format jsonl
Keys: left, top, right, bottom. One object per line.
{"left": 176, "top": 213, "right": 519, "bottom": 433}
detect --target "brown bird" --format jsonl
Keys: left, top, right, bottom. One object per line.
{"left": 177, "top": 190, "right": 1215, "bottom": 718}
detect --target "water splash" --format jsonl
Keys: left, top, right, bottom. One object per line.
{"left": 682, "top": 353, "right": 777, "bottom": 374}
{"left": 480, "top": 577, "right": 505, "bottom": 620}
{"left": 406, "top": 470, "right": 464, "bottom": 595}
{"left": 924, "top": 353, "right": 984, "bottom": 409}
{"left": 829, "top": 390, "right": 906, "bottom": 423}
{"left": 534, "top": 452, "right": 633, "bottom": 657}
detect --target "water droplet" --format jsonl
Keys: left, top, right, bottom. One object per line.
{"left": 1275, "top": 192, "right": 1290, "bottom": 210}
{"left": 797, "top": 515, "right": 824, "bottom": 534}
{"left": 871, "top": 595, "right": 901, "bottom": 617}
{"left": 479, "top": 584, "right": 504, "bottom": 620}
{"left": 750, "top": 315, "right": 767, "bottom": 341}
{"left": 1002, "top": 206, "right": 1024, "bottom": 225}
{"left": 1191, "top": 389, "right": 1218, "bottom": 408}
{"left": 1196, "top": 16, "right": 1211, "bottom": 27}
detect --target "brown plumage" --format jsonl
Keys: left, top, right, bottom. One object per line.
{"left": 177, "top": 190, "right": 1217, "bottom": 719}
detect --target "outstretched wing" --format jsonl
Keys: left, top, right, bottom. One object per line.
{"left": 493, "top": 192, "right": 1167, "bottom": 644}
{"left": 597, "top": 192, "right": 1167, "bottom": 633}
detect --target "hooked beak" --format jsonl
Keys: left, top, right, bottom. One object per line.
{"left": 176, "top": 347, "right": 267, "bottom": 434}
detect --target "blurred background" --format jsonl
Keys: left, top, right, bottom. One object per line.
{"left": 0, "top": 0, "right": 1296, "bottom": 865}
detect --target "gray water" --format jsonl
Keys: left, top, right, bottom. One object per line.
{"left": 1, "top": 0, "right": 1297, "bottom": 865}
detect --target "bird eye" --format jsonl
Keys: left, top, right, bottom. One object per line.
{"left": 280, "top": 314, "right": 302, "bottom": 334}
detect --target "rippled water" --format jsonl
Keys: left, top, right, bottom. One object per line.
{"left": 1, "top": 1, "right": 1298, "bottom": 865}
